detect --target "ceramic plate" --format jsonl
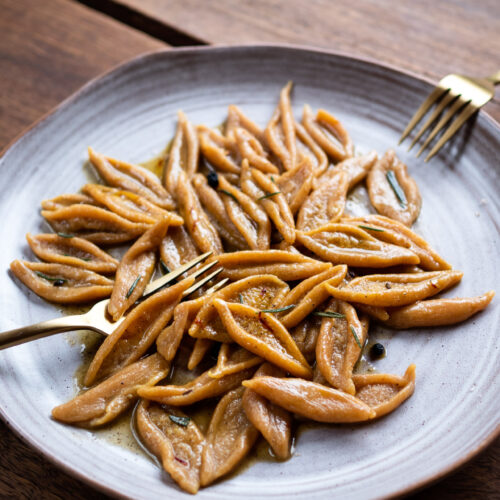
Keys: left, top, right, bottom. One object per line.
{"left": 0, "top": 46, "right": 498, "bottom": 499}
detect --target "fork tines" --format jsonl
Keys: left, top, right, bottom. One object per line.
{"left": 399, "top": 73, "right": 494, "bottom": 162}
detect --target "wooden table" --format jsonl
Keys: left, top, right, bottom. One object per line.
{"left": 0, "top": 0, "right": 498, "bottom": 497}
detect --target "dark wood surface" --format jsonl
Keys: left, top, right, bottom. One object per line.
{"left": 106, "top": 0, "right": 500, "bottom": 121}
{"left": 0, "top": 0, "right": 498, "bottom": 498}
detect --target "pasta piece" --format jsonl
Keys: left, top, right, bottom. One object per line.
{"left": 216, "top": 250, "right": 332, "bottom": 281}
{"left": 192, "top": 173, "right": 247, "bottom": 249}
{"left": 108, "top": 217, "right": 169, "bottom": 321}
{"left": 52, "top": 353, "right": 169, "bottom": 427}
{"left": 188, "top": 338, "right": 214, "bottom": 370}
{"left": 163, "top": 111, "right": 199, "bottom": 196}
{"left": 276, "top": 158, "right": 314, "bottom": 215}
{"left": 279, "top": 265, "right": 347, "bottom": 328}
{"left": 325, "top": 270, "right": 463, "bottom": 307}
{"left": 296, "top": 223, "right": 420, "bottom": 267}
{"left": 353, "top": 303, "right": 390, "bottom": 322}
{"left": 294, "top": 121, "right": 329, "bottom": 177}
{"left": 251, "top": 167, "right": 296, "bottom": 244}
{"left": 157, "top": 296, "right": 206, "bottom": 361}
{"left": 136, "top": 400, "right": 205, "bottom": 495}
{"left": 366, "top": 150, "right": 421, "bottom": 226}
{"left": 242, "top": 363, "right": 292, "bottom": 460}
{"left": 198, "top": 126, "right": 240, "bottom": 174}
{"left": 242, "top": 377, "right": 375, "bottom": 423}
{"left": 342, "top": 214, "right": 451, "bottom": 271}
{"left": 214, "top": 299, "right": 313, "bottom": 379}
{"left": 10, "top": 260, "right": 113, "bottom": 304}
{"left": 315, "top": 300, "right": 369, "bottom": 395}
{"left": 160, "top": 225, "right": 200, "bottom": 273}
{"left": 302, "top": 105, "right": 354, "bottom": 162}
{"left": 41, "top": 204, "right": 149, "bottom": 245}
{"left": 200, "top": 387, "right": 259, "bottom": 486}
{"left": 82, "top": 184, "right": 182, "bottom": 226}
{"left": 26, "top": 233, "right": 119, "bottom": 274}
{"left": 85, "top": 276, "right": 194, "bottom": 386}
{"left": 291, "top": 316, "right": 322, "bottom": 363}
{"left": 225, "top": 104, "right": 266, "bottom": 145}
{"left": 234, "top": 127, "right": 279, "bottom": 174}
{"left": 265, "top": 81, "right": 297, "bottom": 171}
{"left": 177, "top": 171, "right": 223, "bottom": 255}
{"left": 330, "top": 151, "right": 378, "bottom": 190}
{"left": 352, "top": 364, "right": 416, "bottom": 418}
{"left": 41, "top": 193, "right": 97, "bottom": 211}
{"left": 87, "top": 147, "right": 175, "bottom": 209}
{"left": 137, "top": 367, "right": 256, "bottom": 406}
{"left": 218, "top": 174, "right": 271, "bottom": 250}
{"left": 208, "top": 344, "right": 262, "bottom": 379}
{"left": 296, "top": 169, "right": 349, "bottom": 231}
{"left": 383, "top": 291, "right": 495, "bottom": 328}
{"left": 189, "top": 274, "right": 289, "bottom": 343}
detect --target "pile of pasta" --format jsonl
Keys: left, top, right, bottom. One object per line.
{"left": 10, "top": 83, "right": 494, "bottom": 494}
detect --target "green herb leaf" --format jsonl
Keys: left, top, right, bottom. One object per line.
{"left": 239, "top": 293, "right": 244, "bottom": 304}
{"left": 313, "top": 311, "right": 345, "bottom": 318}
{"left": 270, "top": 175, "right": 277, "bottom": 184}
{"left": 358, "top": 225, "right": 385, "bottom": 233}
{"left": 57, "top": 232, "right": 75, "bottom": 238}
{"left": 160, "top": 260, "right": 170, "bottom": 274}
{"left": 261, "top": 304, "right": 295, "bottom": 313}
{"left": 350, "top": 325, "right": 362, "bottom": 349}
{"left": 386, "top": 171, "right": 407, "bottom": 208}
{"left": 169, "top": 415, "right": 191, "bottom": 427}
{"left": 126, "top": 275, "right": 142, "bottom": 299}
{"left": 35, "top": 271, "right": 67, "bottom": 283}
{"left": 219, "top": 189, "right": 239, "bottom": 203}
{"left": 257, "top": 191, "right": 281, "bottom": 201}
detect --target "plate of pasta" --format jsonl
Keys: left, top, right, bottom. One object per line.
{"left": 0, "top": 45, "right": 498, "bottom": 499}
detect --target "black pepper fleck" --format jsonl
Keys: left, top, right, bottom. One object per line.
{"left": 207, "top": 171, "right": 219, "bottom": 189}
{"left": 370, "top": 343, "right": 386, "bottom": 360}
{"left": 53, "top": 279, "right": 65, "bottom": 287}
{"left": 385, "top": 282, "right": 392, "bottom": 289}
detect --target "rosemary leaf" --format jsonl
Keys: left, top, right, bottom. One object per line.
{"left": 270, "top": 175, "right": 277, "bottom": 184}
{"left": 358, "top": 225, "right": 385, "bottom": 233}
{"left": 386, "top": 171, "right": 407, "bottom": 208}
{"left": 169, "top": 415, "right": 190, "bottom": 427}
{"left": 126, "top": 275, "right": 142, "bottom": 299}
{"left": 160, "top": 260, "right": 170, "bottom": 274}
{"left": 239, "top": 293, "right": 244, "bottom": 304}
{"left": 219, "top": 189, "right": 239, "bottom": 203}
{"left": 57, "top": 232, "right": 74, "bottom": 238}
{"left": 313, "top": 311, "right": 345, "bottom": 319}
{"left": 350, "top": 325, "right": 362, "bottom": 349}
{"left": 35, "top": 271, "right": 67, "bottom": 283}
{"left": 261, "top": 304, "right": 295, "bottom": 313}
{"left": 257, "top": 191, "right": 281, "bottom": 201}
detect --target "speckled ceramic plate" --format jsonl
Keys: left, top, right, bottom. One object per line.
{"left": 0, "top": 46, "right": 498, "bottom": 499}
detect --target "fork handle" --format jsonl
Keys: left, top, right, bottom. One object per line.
{"left": 0, "top": 316, "right": 96, "bottom": 350}
{"left": 487, "top": 70, "right": 500, "bottom": 85}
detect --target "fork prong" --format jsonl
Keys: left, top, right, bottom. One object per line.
{"left": 425, "top": 102, "right": 478, "bottom": 162}
{"left": 205, "top": 277, "right": 229, "bottom": 295}
{"left": 143, "top": 251, "right": 211, "bottom": 296}
{"left": 182, "top": 268, "right": 223, "bottom": 298}
{"left": 399, "top": 86, "right": 447, "bottom": 144}
{"left": 408, "top": 91, "right": 456, "bottom": 151}
{"left": 416, "top": 97, "right": 469, "bottom": 158}
{"left": 188, "top": 260, "right": 218, "bottom": 280}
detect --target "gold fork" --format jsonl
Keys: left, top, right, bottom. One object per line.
{"left": 399, "top": 70, "right": 500, "bottom": 161}
{"left": 0, "top": 252, "right": 227, "bottom": 350}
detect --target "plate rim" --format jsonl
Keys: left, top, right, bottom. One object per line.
{"left": 0, "top": 43, "right": 498, "bottom": 499}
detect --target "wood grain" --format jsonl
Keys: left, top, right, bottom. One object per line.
{"left": 0, "top": 0, "right": 163, "bottom": 150}
{"left": 109, "top": 0, "right": 500, "bottom": 122}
